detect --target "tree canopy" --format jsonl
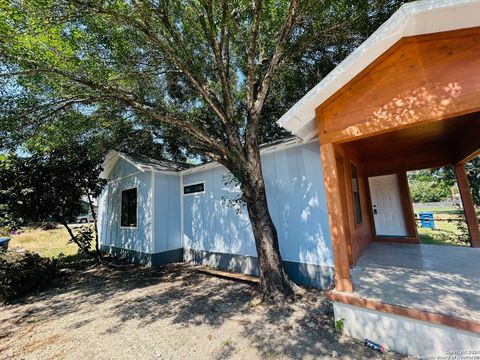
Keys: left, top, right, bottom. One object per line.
{"left": 1, "top": 0, "right": 407, "bottom": 161}
{"left": 0, "top": 0, "right": 408, "bottom": 299}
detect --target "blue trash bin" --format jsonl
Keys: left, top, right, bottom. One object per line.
{"left": 419, "top": 212, "right": 435, "bottom": 229}
{"left": 0, "top": 237, "right": 10, "bottom": 251}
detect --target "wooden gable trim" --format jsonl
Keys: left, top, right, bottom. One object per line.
{"left": 316, "top": 26, "right": 480, "bottom": 145}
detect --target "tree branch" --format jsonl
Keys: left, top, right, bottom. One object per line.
{"left": 251, "top": 0, "right": 299, "bottom": 122}
{"left": 246, "top": 0, "right": 262, "bottom": 113}
{"left": 14, "top": 62, "right": 232, "bottom": 158}
{"left": 73, "top": 0, "right": 229, "bottom": 127}
{"left": 200, "top": 0, "right": 235, "bottom": 121}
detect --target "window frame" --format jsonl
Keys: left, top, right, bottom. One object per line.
{"left": 350, "top": 164, "right": 363, "bottom": 226}
{"left": 120, "top": 187, "right": 138, "bottom": 229}
{"left": 183, "top": 181, "right": 206, "bottom": 196}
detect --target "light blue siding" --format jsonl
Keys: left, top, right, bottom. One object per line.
{"left": 153, "top": 173, "right": 182, "bottom": 252}
{"left": 183, "top": 167, "right": 254, "bottom": 256}
{"left": 109, "top": 158, "right": 139, "bottom": 179}
{"left": 98, "top": 140, "right": 334, "bottom": 281}
{"left": 99, "top": 158, "right": 153, "bottom": 253}
{"left": 183, "top": 140, "right": 333, "bottom": 268}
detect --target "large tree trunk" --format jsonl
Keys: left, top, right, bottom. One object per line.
{"left": 242, "top": 155, "right": 295, "bottom": 302}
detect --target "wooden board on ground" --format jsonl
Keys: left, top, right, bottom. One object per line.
{"left": 197, "top": 267, "right": 260, "bottom": 284}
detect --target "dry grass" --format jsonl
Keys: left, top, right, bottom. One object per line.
{"left": 9, "top": 227, "right": 78, "bottom": 258}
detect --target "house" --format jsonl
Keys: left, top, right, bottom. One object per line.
{"left": 98, "top": 139, "right": 334, "bottom": 289}
{"left": 98, "top": 0, "right": 480, "bottom": 355}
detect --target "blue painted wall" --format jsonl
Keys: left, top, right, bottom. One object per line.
{"left": 98, "top": 141, "right": 334, "bottom": 281}
{"left": 99, "top": 158, "right": 153, "bottom": 253}
{"left": 182, "top": 140, "right": 333, "bottom": 268}
{"left": 153, "top": 173, "right": 182, "bottom": 252}
{"left": 109, "top": 157, "right": 139, "bottom": 179}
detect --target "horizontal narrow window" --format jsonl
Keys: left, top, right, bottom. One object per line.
{"left": 121, "top": 188, "right": 137, "bottom": 227}
{"left": 184, "top": 182, "right": 204, "bottom": 195}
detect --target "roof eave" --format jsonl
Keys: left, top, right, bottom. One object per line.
{"left": 277, "top": 0, "right": 480, "bottom": 140}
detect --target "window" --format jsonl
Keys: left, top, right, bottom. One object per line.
{"left": 183, "top": 182, "right": 205, "bottom": 195}
{"left": 121, "top": 188, "right": 137, "bottom": 227}
{"left": 351, "top": 165, "right": 363, "bottom": 225}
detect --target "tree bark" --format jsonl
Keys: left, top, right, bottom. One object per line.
{"left": 59, "top": 218, "right": 83, "bottom": 250}
{"left": 242, "top": 156, "right": 294, "bottom": 302}
{"left": 86, "top": 193, "right": 103, "bottom": 262}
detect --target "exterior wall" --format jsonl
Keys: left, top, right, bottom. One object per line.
{"left": 334, "top": 302, "right": 480, "bottom": 356}
{"left": 109, "top": 158, "right": 139, "bottom": 179}
{"left": 182, "top": 141, "right": 334, "bottom": 288}
{"left": 98, "top": 158, "right": 153, "bottom": 254}
{"left": 98, "top": 141, "right": 336, "bottom": 287}
{"left": 153, "top": 173, "right": 182, "bottom": 252}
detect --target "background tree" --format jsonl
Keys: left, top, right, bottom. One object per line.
{"left": 431, "top": 161, "right": 480, "bottom": 207}
{"left": 407, "top": 162, "right": 480, "bottom": 207}
{"left": 0, "top": 0, "right": 407, "bottom": 300}
{"left": 408, "top": 170, "right": 452, "bottom": 203}
{"left": 0, "top": 142, "right": 106, "bottom": 257}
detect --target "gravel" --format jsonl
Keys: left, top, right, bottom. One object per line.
{"left": 0, "top": 263, "right": 409, "bottom": 360}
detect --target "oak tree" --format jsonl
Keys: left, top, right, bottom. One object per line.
{"left": 0, "top": 0, "right": 405, "bottom": 300}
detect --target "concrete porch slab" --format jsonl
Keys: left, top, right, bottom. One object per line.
{"left": 351, "top": 243, "right": 480, "bottom": 322}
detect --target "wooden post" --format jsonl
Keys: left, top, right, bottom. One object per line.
{"left": 320, "top": 143, "right": 354, "bottom": 292}
{"left": 454, "top": 163, "right": 480, "bottom": 248}
{"left": 397, "top": 171, "right": 419, "bottom": 241}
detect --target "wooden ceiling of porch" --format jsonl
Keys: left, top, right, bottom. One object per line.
{"left": 347, "top": 112, "right": 480, "bottom": 174}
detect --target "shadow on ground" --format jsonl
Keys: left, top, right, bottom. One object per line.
{"left": 0, "top": 263, "right": 407, "bottom": 359}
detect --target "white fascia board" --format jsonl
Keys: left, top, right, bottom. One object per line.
{"left": 100, "top": 150, "right": 145, "bottom": 179}
{"left": 180, "top": 161, "right": 222, "bottom": 176}
{"left": 100, "top": 150, "right": 182, "bottom": 179}
{"left": 99, "top": 150, "right": 121, "bottom": 179}
{"left": 116, "top": 152, "right": 146, "bottom": 172}
{"left": 277, "top": 0, "right": 480, "bottom": 139}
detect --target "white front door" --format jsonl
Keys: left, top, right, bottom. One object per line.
{"left": 368, "top": 174, "right": 407, "bottom": 237}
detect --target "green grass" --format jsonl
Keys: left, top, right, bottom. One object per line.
{"left": 9, "top": 227, "right": 84, "bottom": 258}
{"left": 414, "top": 207, "right": 470, "bottom": 246}
{"left": 413, "top": 206, "right": 463, "bottom": 215}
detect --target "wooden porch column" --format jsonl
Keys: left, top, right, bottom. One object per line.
{"left": 397, "top": 171, "right": 419, "bottom": 240}
{"left": 454, "top": 163, "right": 480, "bottom": 248}
{"left": 320, "top": 143, "right": 353, "bottom": 292}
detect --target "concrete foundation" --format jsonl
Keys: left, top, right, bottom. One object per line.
{"left": 334, "top": 302, "right": 480, "bottom": 356}
{"left": 184, "top": 248, "right": 334, "bottom": 289}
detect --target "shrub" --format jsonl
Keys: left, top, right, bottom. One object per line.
{"left": 37, "top": 222, "right": 58, "bottom": 231}
{"left": 0, "top": 250, "right": 58, "bottom": 302}
{"left": 69, "top": 225, "right": 94, "bottom": 253}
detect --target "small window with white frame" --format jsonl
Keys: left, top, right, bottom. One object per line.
{"left": 183, "top": 182, "right": 205, "bottom": 195}
{"left": 121, "top": 188, "right": 137, "bottom": 227}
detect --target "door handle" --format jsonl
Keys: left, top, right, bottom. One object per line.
{"left": 374, "top": 209, "right": 378, "bottom": 215}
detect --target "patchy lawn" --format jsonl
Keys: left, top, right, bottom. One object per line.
{"left": 9, "top": 227, "right": 77, "bottom": 258}
{"left": 8, "top": 226, "right": 96, "bottom": 258}
{"left": 0, "top": 264, "right": 407, "bottom": 360}
{"left": 413, "top": 207, "right": 470, "bottom": 246}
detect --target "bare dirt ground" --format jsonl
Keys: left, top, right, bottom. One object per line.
{"left": 0, "top": 263, "right": 408, "bottom": 360}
